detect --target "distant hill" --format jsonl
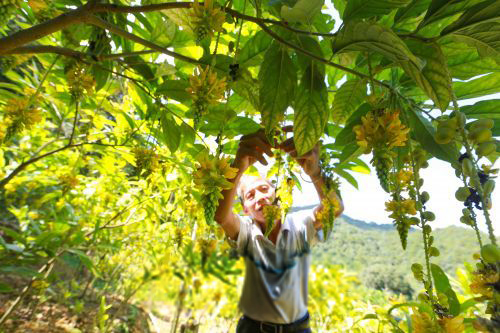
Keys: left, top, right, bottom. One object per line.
{"left": 309, "top": 213, "right": 488, "bottom": 298}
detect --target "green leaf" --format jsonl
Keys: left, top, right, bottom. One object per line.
{"left": 156, "top": 80, "right": 191, "bottom": 103}
{"left": 334, "top": 103, "right": 371, "bottom": 146}
{"left": 339, "top": 142, "right": 364, "bottom": 164}
{"left": 394, "top": 0, "right": 432, "bottom": 24}
{"left": 332, "top": 21, "right": 423, "bottom": 68}
{"left": 0, "top": 282, "right": 13, "bottom": 293}
{"left": 454, "top": 73, "right": 500, "bottom": 99}
{"left": 161, "top": 113, "right": 181, "bottom": 153}
{"left": 405, "top": 108, "right": 459, "bottom": 163}
{"left": 441, "top": 39, "right": 500, "bottom": 80}
{"left": 281, "top": 0, "right": 324, "bottom": 24}
{"left": 295, "top": 35, "right": 325, "bottom": 75}
{"left": 331, "top": 79, "right": 367, "bottom": 124}
{"left": 430, "top": 263, "right": 461, "bottom": 316}
{"left": 418, "top": 0, "right": 483, "bottom": 29}
{"left": 334, "top": 168, "right": 359, "bottom": 189}
{"left": 294, "top": 66, "right": 329, "bottom": 156}
{"left": 0, "top": 266, "right": 42, "bottom": 278}
{"left": 67, "top": 249, "right": 97, "bottom": 275}
{"left": 343, "top": 0, "right": 411, "bottom": 21}
{"left": 238, "top": 31, "right": 273, "bottom": 67}
{"left": 403, "top": 40, "right": 452, "bottom": 111}
{"left": 441, "top": 0, "right": 500, "bottom": 36}
{"left": 259, "top": 42, "right": 297, "bottom": 135}
{"left": 445, "top": 22, "right": 500, "bottom": 59}
{"left": 461, "top": 99, "right": 500, "bottom": 119}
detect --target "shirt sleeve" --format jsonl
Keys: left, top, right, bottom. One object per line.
{"left": 301, "top": 209, "right": 327, "bottom": 247}
{"left": 235, "top": 215, "right": 252, "bottom": 255}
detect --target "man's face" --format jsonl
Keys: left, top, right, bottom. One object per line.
{"left": 241, "top": 178, "right": 276, "bottom": 223}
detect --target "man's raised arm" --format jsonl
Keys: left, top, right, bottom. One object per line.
{"left": 214, "top": 130, "right": 274, "bottom": 240}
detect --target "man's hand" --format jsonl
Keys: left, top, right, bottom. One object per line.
{"left": 233, "top": 129, "right": 274, "bottom": 173}
{"left": 278, "top": 126, "right": 321, "bottom": 181}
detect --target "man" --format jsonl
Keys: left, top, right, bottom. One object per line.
{"left": 215, "top": 128, "right": 343, "bottom": 333}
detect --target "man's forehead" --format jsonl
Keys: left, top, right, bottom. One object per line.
{"left": 242, "top": 178, "right": 272, "bottom": 194}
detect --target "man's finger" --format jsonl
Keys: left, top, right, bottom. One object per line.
{"left": 279, "top": 138, "right": 295, "bottom": 152}
{"left": 240, "top": 137, "right": 274, "bottom": 157}
{"left": 239, "top": 147, "right": 268, "bottom": 166}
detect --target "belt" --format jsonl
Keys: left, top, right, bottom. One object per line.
{"left": 241, "top": 312, "right": 310, "bottom": 333}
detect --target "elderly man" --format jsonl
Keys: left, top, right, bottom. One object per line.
{"left": 215, "top": 129, "right": 343, "bottom": 333}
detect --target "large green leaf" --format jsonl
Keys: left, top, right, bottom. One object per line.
{"left": 338, "top": 142, "right": 364, "bottom": 164}
{"left": 343, "top": 0, "right": 411, "bottom": 21}
{"left": 403, "top": 40, "right": 452, "bottom": 111}
{"left": 445, "top": 22, "right": 500, "bottom": 59}
{"left": 405, "top": 108, "right": 459, "bottom": 163}
{"left": 441, "top": 39, "right": 500, "bottom": 79}
{"left": 461, "top": 99, "right": 500, "bottom": 119}
{"left": 454, "top": 73, "right": 500, "bottom": 99}
{"left": 259, "top": 42, "right": 297, "bottom": 135}
{"left": 332, "top": 21, "right": 423, "bottom": 67}
{"left": 280, "top": 0, "right": 324, "bottom": 24}
{"left": 394, "top": 0, "right": 432, "bottom": 24}
{"left": 418, "top": 0, "right": 483, "bottom": 29}
{"left": 441, "top": 0, "right": 500, "bottom": 35}
{"left": 295, "top": 35, "right": 325, "bottom": 75}
{"left": 331, "top": 79, "right": 367, "bottom": 124}
{"left": 238, "top": 31, "right": 273, "bottom": 67}
{"left": 294, "top": 66, "right": 329, "bottom": 156}
{"left": 161, "top": 113, "right": 181, "bottom": 153}
{"left": 156, "top": 80, "right": 191, "bottom": 103}
{"left": 430, "top": 264, "right": 461, "bottom": 316}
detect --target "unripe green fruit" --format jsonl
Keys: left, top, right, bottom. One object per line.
{"left": 429, "top": 246, "right": 440, "bottom": 257}
{"left": 462, "top": 208, "right": 471, "bottom": 216}
{"left": 411, "top": 263, "right": 423, "bottom": 273}
{"left": 455, "top": 187, "right": 470, "bottom": 202}
{"left": 435, "top": 126, "right": 455, "bottom": 144}
{"left": 460, "top": 215, "right": 472, "bottom": 225}
{"left": 421, "top": 161, "right": 429, "bottom": 169}
{"left": 469, "top": 119, "right": 494, "bottom": 131}
{"left": 422, "top": 211, "right": 435, "bottom": 221}
{"left": 480, "top": 244, "right": 500, "bottom": 264}
{"left": 483, "top": 179, "right": 495, "bottom": 196}
{"left": 409, "top": 217, "right": 420, "bottom": 225}
{"left": 468, "top": 127, "right": 492, "bottom": 144}
{"left": 415, "top": 202, "right": 423, "bottom": 211}
{"left": 461, "top": 158, "right": 474, "bottom": 177}
{"left": 455, "top": 111, "right": 466, "bottom": 128}
{"left": 476, "top": 141, "right": 496, "bottom": 157}
{"left": 423, "top": 225, "right": 432, "bottom": 234}
{"left": 421, "top": 191, "right": 430, "bottom": 204}
{"left": 428, "top": 235, "right": 434, "bottom": 246}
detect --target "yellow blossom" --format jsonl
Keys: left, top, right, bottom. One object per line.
{"left": 353, "top": 110, "right": 410, "bottom": 153}
{"left": 385, "top": 199, "right": 417, "bottom": 218}
{"left": 411, "top": 311, "right": 440, "bottom": 333}
{"left": 396, "top": 170, "right": 413, "bottom": 188}
{"left": 470, "top": 271, "right": 499, "bottom": 298}
{"left": 439, "top": 316, "right": 464, "bottom": 333}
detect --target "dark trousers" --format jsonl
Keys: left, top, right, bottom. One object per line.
{"left": 236, "top": 312, "right": 312, "bottom": 333}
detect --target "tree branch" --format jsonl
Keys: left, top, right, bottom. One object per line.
{"left": 84, "top": 15, "right": 200, "bottom": 65}
{"left": 6, "top": 45, "right": 158, "bottom": 61}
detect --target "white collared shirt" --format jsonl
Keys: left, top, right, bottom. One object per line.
{"left": 235, "top": 209, "right": 324, "bottom": 324}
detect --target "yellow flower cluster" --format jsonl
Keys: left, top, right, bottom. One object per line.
{"left": 58, "top": 173, "right": 79, "bottom": 189}
{"left": 396, "top": 169, "right": 413, "bottom": 188}
{"left": 411, "top": 311, "right": 440, "bottom": 333}
{"left": 353, "top": 109, "right": 409, "bottom": 153}
{"left": 276, "top": 178, "right": 294, "bottom": 214}
{"left": 263, "top": 204, "right": 281, "bottom": 236}
{"left": 193, "top": 153, "right": 238, "bottom": 191}
{"left": 1, "top": 98, "right": 42, "bottom": 141}
{"left": 66, "top": 64, "right": 96, "bottom": 99}
{"left": 133, "top": 147, "right": 159, "bottom": 177}
{"left": 186, "top": 66, "right": 226, "bottom": 127}
{"left": 470, "top": 270, "right": 499, "bottom": 298}
{"left": 439, "top": 316, "right": 465, "bottom": 333}
{"left": 385, "top": 199, "right": 417, "bottom": 219}
{"left": 189, "top": 0, "right": 226, "bottom": 42}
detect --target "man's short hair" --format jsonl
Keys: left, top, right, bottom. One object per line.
{"left": 237, "top": 175, "right": 274, "bottom": 203}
